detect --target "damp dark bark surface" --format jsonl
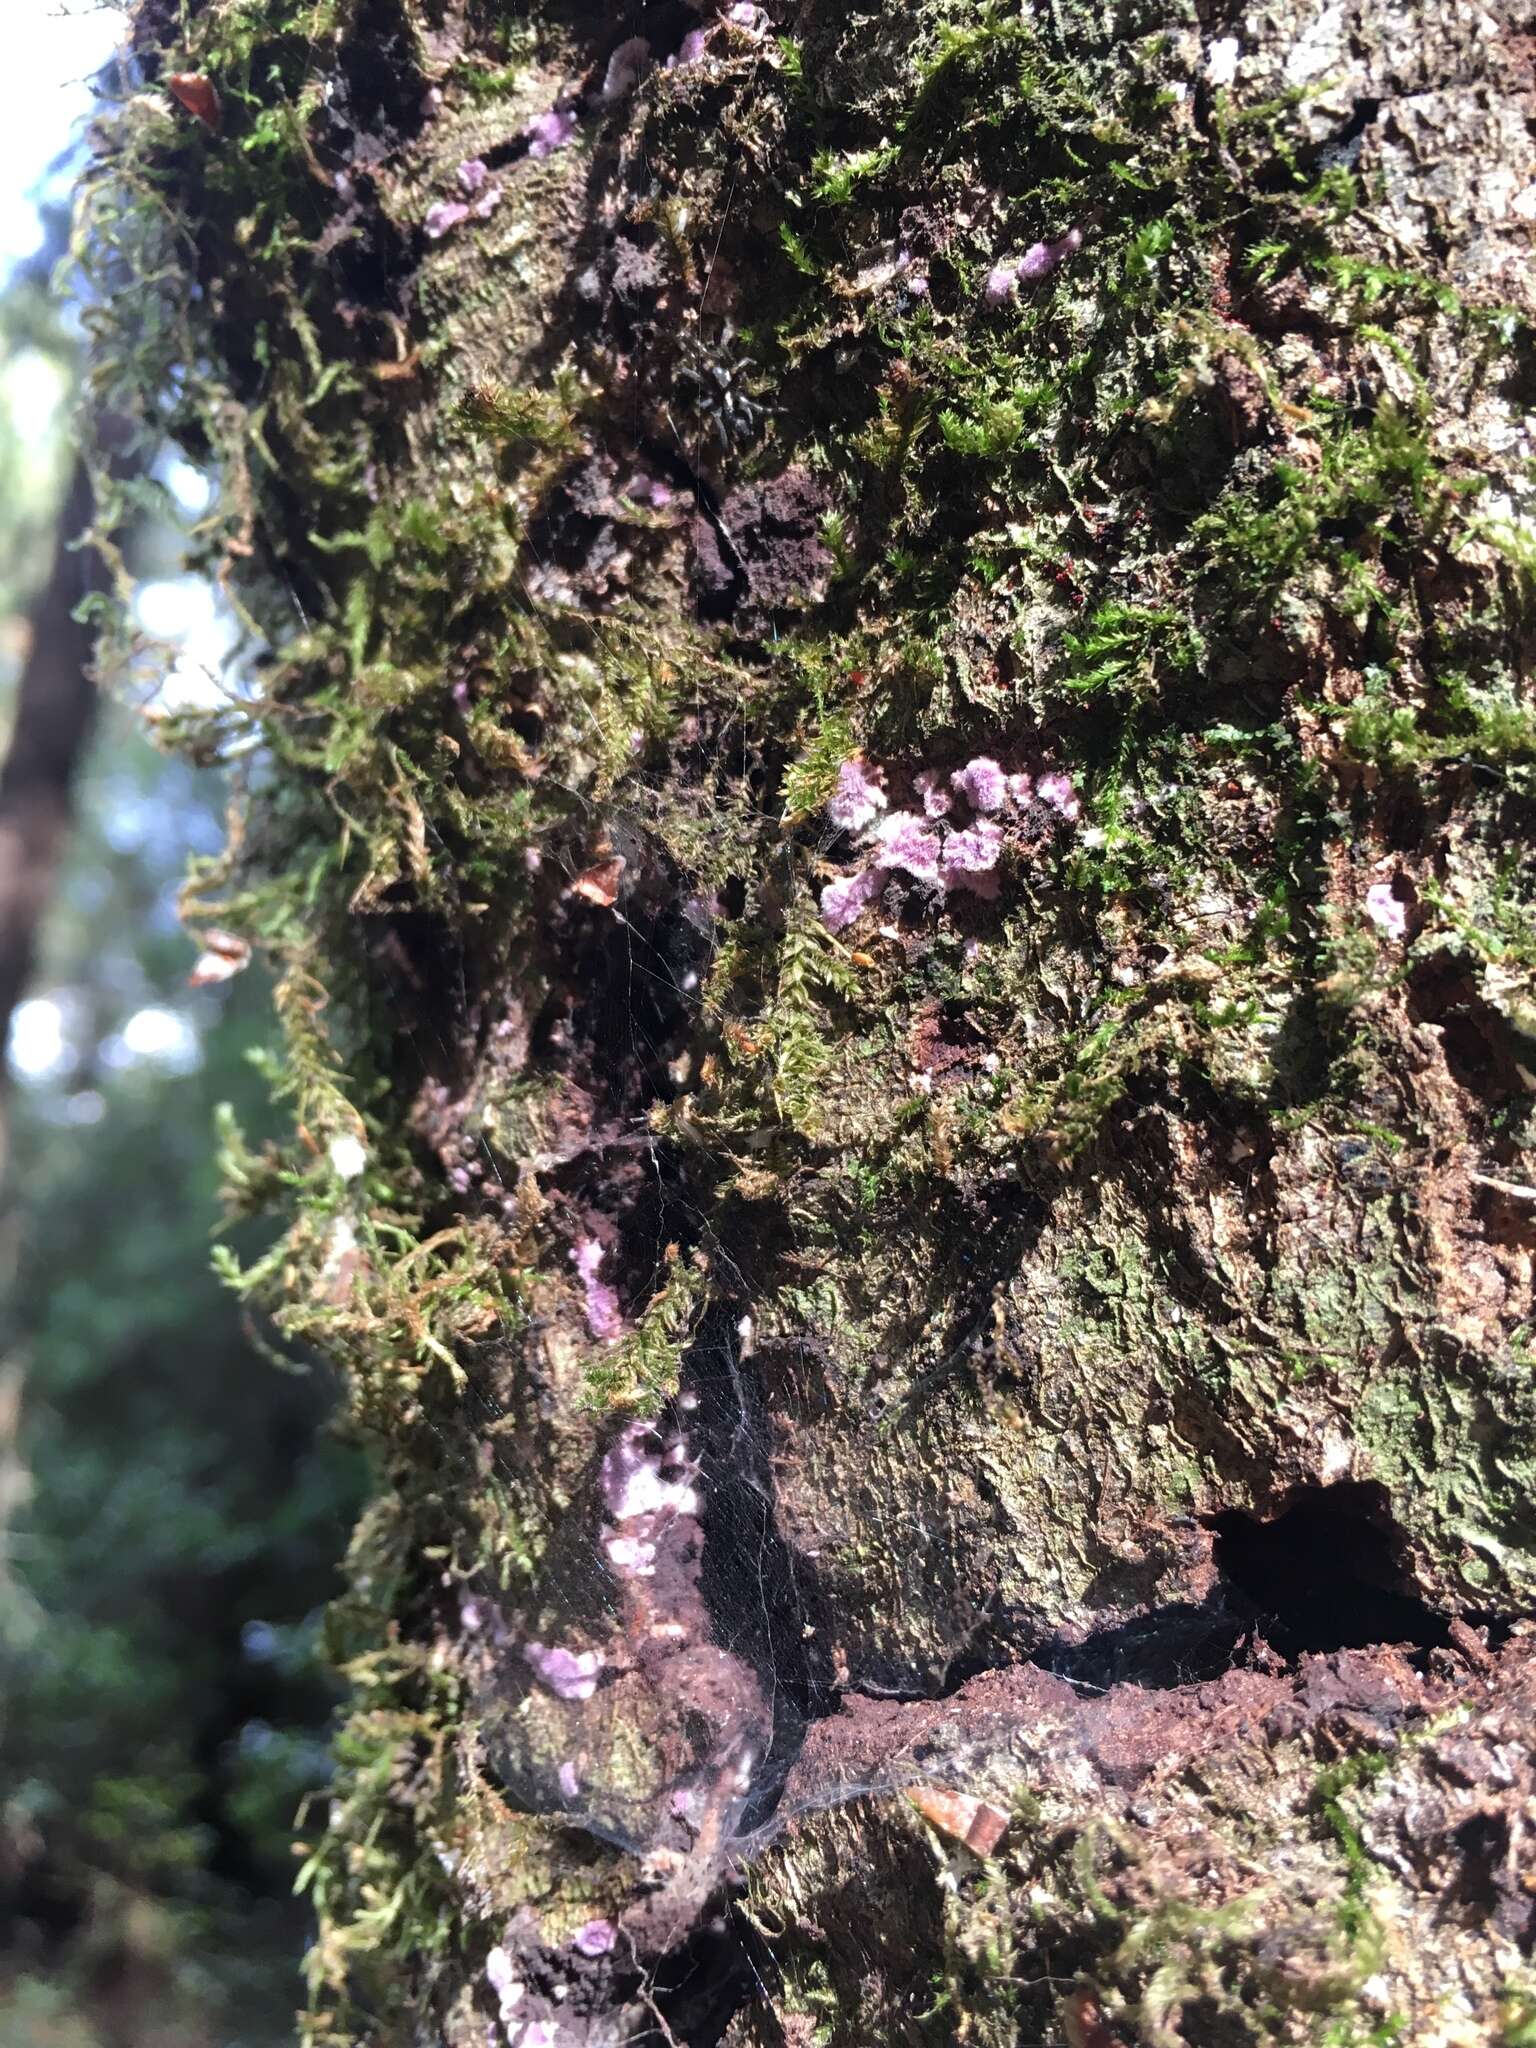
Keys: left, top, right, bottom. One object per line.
{"left": 90, "top": 0, "right": 1536, "bottom": 2042}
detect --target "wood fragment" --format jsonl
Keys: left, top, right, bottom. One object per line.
{"left": 905, "top": 1785, "right": 1009, "bottom": 1855}
{"left": 568, "top": 857, "right": 626, "bottom": 907}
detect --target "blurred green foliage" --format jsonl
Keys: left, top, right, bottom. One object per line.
{"left": 0, "top": 257, "right": 361, "bottom": 2045}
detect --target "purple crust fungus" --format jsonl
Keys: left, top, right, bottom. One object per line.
{"left": 571, "top": 1237, "right": 623, "bottom": 1344}
{"left": 523, "top": 1641, "right": 603, "bottom": 1702}
{"left": 818, "top": 754, "right": 1080, "bottom": 931}
{"left": 827, "top": 755, "right": 888, "bottom": 833}
{"left": 1365, "top": 878, "right": 1408, "bottom": 938}
{"left": 981, "top": 226, "right": 1083, "bottom": 303}
{"left": 572, "top": 1919, "right": 618, "bottom": 1958}
{"left": 424, "top": 158, "right": 505, "bottom": 238}
{"left": 525, "top": 107, "right": 577, "bottom": 159}
{"left": 950, "top": 756, "right": 1008, "bottom": 812}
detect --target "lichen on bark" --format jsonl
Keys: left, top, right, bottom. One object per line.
{"left": 87, "top": 0, "right": 1536, "bottom": 2041}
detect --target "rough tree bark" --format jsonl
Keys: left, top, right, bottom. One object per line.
{"left": 89, "top": 1, "right": 1536, "bottom": 2043}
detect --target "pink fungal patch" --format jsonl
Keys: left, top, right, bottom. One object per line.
{"left": 819, "top": 866, "right": 885, "bottom": 932}
{"left": 938, "top": 820, "right": 1004, "bottom": 883}
{"left": 524, "top": 1641, "right": 603, "bottom": 1701}
{"left": 425, "top": 161, "right": 503, "bottom": 238}
{"left": 600, "top": 1420, "right": 698, "bottom": 1524}
{"left": 1365, "top": 879, "right": 1408, "bottom": 938}
{"left": 573, "top": 1918, "right": 618, "bottom": 1957}
{"left": 985, "top": 228, "right": 1081, "bottom": 302}
{"left": 525, "top": 107, "right": 577, "bottom": 158}
{"left": 915, "top": 770, "right": 952, "bottom": 818}
{"left": 951, "top": 756, "right": 1008, "bottom": 812}
{"left": 485, "top": 1946, "right": 524, "bottom": 2024}
{"left": 571, "top": 1237, "right": 623, "bottom": 1344}
{"left": 828, "top": 755, "right": 887, "bottom": 833}
{"left": 816, "top": 748, "right": 1082, "bottom": 929}
{"left": 604, "top": 1531, "right": 657, "bottom": 1577}
{"left": 875, "top": 812, "right": 942, "bottom": 883}
{"left": 982, "top": 262, "right": 1018, "bottom": 306}
{"left": 1036, "top": 771, "right": 1081, "bottom": 820}
{"left": 424, "top": 199, "right": 470, "bottom": 239}
{"left": 1017, "top": 225, "right": 1082, "bottom": 282}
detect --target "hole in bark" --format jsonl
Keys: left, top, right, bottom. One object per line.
{"left": 1406, "top": 950, "right": 1533, "bottom": 1104}
{"left": 1208, "top": 1482, "right": 1454, "bottom": 1658}
{"left": 643, "top": 1892, "right": 773, "bottom": 2047}
{"left": 1027, "top": 1599, "right": 1250, "bottom": 1692}
{"left": 1315, "top": 96, "right": 1382, "bottom": 169}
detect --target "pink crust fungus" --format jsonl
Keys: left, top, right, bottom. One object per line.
{"left": 938, "top": 820, "right": 1004, "bottom": 895}
{"left": 1365, "top": 879, "right": 1408, "bottom": 939}
{"left": 423, "top": 160, "right": 503, "bottom": 239}
{"left": 523, "top": 1641, "right": 603, "bottom": 1701}
{"left": 572, "top": 1918, "right": 618, "bottom": 1957}
{"left": 600, "top": 1420, "right": 699, "bottom": 1525}
{"left": 950, "top": 756, "right": 1008, "bottom": 812}
{"left": 915, "top": 769, "right": 952, "bottom": 818}
{"left": 819, "top": 865, "right": 885, "bottom": 933}
{"left": 1036, "top": 770, "right": 1081, "bottom": 819}
{"left": 571, "top": 1236, "right": 623, "bottom": 1344}
{"left": 874, "top": 811, "right": 942, "bottom": 882}
{"left": 982, "top": 227, "right": 1082, "bottom": 303}
{"left": 603, "top": 1531, "right": 656, "bottom": 1576}
{"left": 485, "top": 1947, "right": 524, "bottom": 2025}
{"left": 982, "top": 262, "right": 1019, "bottom": 306}
{"left": 525, "top": 106, "right": 577, "bottom": 158}
{"left": 903, "top": 252, "right": 930, "bottom": 299}
{"left": 1017, "top": 225, "right": 1082, "bottom": 281}
{"left": 828, "top": 754, "right": 887, "bottom": 832}
{"left": 424, "top": 199, "right": 469, "bottom": 239}
{"left": 817, "top": 752, "right": 1081, "bottom": 930}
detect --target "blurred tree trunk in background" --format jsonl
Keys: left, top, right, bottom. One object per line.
{"left": 94, "top": 2, "right": 1536, "bottom": 2044}
{"left": 0, "top": 455, "right": 99, "bottom": 1132}
{"left": 0, "top": 221, "right": 362, "bottom": 2048}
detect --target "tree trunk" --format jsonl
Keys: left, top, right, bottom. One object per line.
{"left": 0, "top": 456, "right": 101, "bottom": 1122}
{"left": 92, "top": 2, "right": 1536, "bottom": 2042}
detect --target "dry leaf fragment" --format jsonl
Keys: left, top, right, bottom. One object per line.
{"left": 904, "top": 1786, "right": 1009, "bottom": 1856}
{"left": 568, "top": 857, "right": 626, "bottom": 907}
{"left": 167, "top": 72, "right": 222, "bottom": 131}
{"left": 188, "top": 928, "right": 251, "bottom": 986}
